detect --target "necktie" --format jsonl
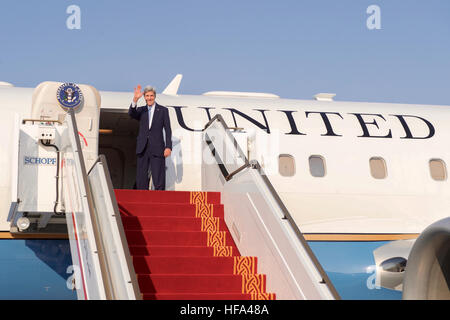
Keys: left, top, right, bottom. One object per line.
{"left": 148, "top": 105, "right": 153, "bottom": 129}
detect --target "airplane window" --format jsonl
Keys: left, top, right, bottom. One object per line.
{"left": 279, "top": 154, "right": 295, "bottom": 177}
{"left": 370, "top": 157, "right": 387, "bottom": 179}
{"left": 429, "top": 159, "right": 447, "bottom": 181}
{"left": 309, "top": 155, "right": 326, "bottom": 177}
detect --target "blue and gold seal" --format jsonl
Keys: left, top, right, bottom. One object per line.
{"left": 56, "top": 83, "right": 83, "bottom": 110}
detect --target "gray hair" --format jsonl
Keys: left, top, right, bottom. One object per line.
{"left": 143, "top": 85, "right": 156, "bottom": 96}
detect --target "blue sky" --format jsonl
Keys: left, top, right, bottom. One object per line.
{"left": 0, "top": 0, "right": 449, "bottom": 105}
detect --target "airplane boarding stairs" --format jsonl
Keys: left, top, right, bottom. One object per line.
{"left": 116, "top": 189, "right": 276, "bottom": 300}
{"left": 16, "top": 109, "right": 339, "bottom": 299}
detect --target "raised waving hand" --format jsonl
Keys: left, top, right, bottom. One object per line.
{"left": 133, "top": 84, "right": 143, "bottom": 103}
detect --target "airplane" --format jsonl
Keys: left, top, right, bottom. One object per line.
{"left": 0, "top": 75, "right": 448, "bottom": 300}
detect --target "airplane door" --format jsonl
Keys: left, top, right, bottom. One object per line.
{"left": 98, "top": 147, "right": 125, "bottom": 189}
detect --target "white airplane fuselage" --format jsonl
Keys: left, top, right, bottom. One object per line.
{"left": 1, "top": 83, "right": 449, "bottom": 236}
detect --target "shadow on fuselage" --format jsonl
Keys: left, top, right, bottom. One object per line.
{"left": 25, "top": 239, "right": 72, "bottom": 281}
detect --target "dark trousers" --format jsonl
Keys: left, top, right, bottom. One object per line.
{"left": 136, "top": 143, "right": 166, "bottom": 190}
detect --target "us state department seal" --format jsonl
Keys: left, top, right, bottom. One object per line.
{"left": 56, "top": 83, "right": 83, "bottom": 110}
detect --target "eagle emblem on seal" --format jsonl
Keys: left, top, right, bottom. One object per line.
{"left": 56, "top": 83, "right": 83, "bottom": 110}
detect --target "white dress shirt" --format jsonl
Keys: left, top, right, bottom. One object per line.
{"left": 131, "top": 101, "right": 156, "bottom": 129}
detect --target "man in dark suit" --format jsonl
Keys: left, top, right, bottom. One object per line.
{"left": 128, "top": 85, "right": 172, "bottom": 190}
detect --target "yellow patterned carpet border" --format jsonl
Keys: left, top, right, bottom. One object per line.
{"left": 241, "top": 274, "right": 266, "bottom": 294}
{"left": 233, "top": 256, "right": 257, "bottom": 275}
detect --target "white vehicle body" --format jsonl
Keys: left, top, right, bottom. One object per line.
{"left": 1, "top": 78, "right": 449, "bottom": 238}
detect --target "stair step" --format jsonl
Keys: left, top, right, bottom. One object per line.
{"left": 137, "top": 274, "right": 266, "bottom": 294}
{"left": 129, "top": 245, "right": 239, "bottom": 257}
{"left": 122, "top": 216, "right": 228, "bottom": 232}
{"left": 125, "top": 230, "right": 236, "bottom": 247}
{"left": 133, "top": 256, "right": 257, "bottom": 275}
{"left": 143, "top": 293, "right": 254, "bottom": 300}
{"left": 114, "top": 189, "right": 221, "bottom": 205}
{"left": 119, "top": 203, "right": 224, "bottom": 218}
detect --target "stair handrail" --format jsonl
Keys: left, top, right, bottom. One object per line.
{"left": 65, "top": 109, "right": 140, "bottom": 299}
{"left": 65, "top": 109, "right": 112, "bottom": 299}
{"left": 203, "top": 114, "right": 341, "bottom": 300}
{"left": 203, "top": 115, "right": 251, "bottom": 181}
{"left": 87, "top": 155, "right": 142, "bottom": 300}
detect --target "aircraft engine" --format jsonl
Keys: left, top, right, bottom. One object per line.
{"left": 402, "top": 217, "right": 450, "bottom": 299}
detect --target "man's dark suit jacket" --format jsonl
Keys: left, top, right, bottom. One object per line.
{"left": 128, "top": 103, "right": 172, "bottom": 156}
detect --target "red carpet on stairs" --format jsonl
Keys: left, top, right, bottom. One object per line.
{"left": 114, "top": 189, "right": 276, "bottom": 300}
